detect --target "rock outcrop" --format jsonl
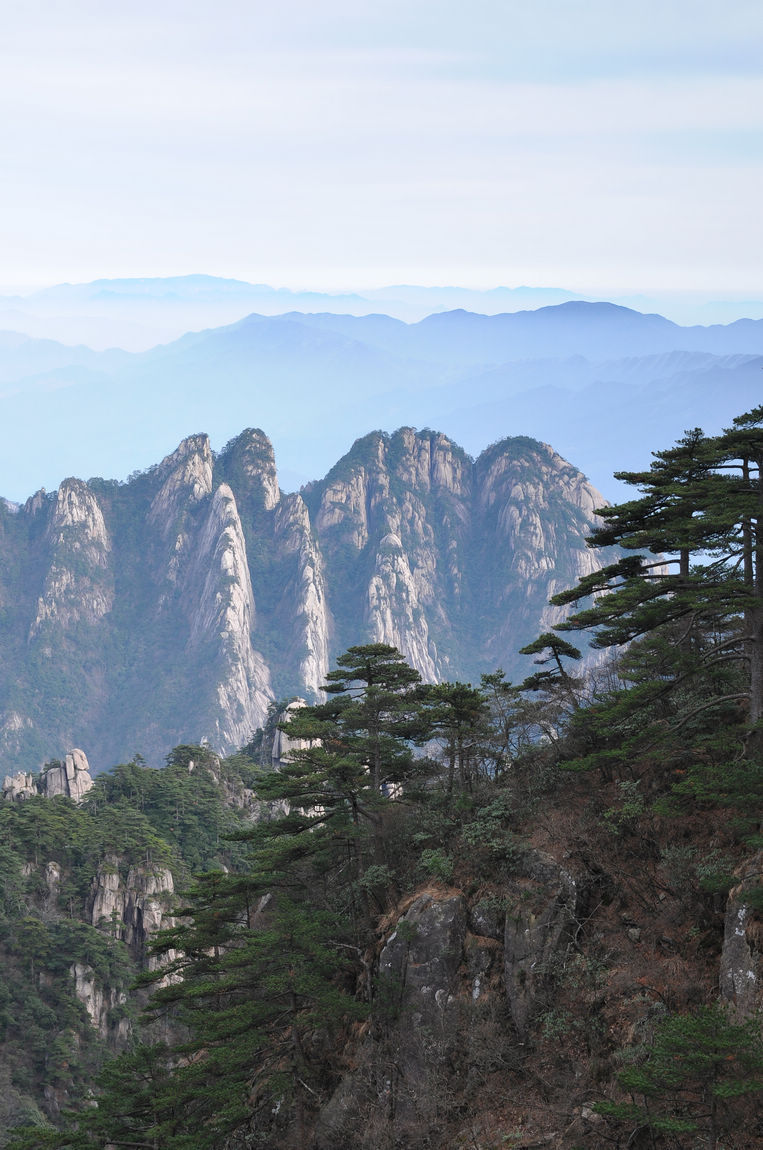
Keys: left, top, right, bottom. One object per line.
{"left": 271, "top": 698, "right": 311, "bottom": 767}
{"left": 311, "top": 429, "right": 471, "bottom": 681}
{"left": 308, "top": 428, "right": 610, "bottom": 686}
{"left": 41, "top": 748, "right": 94, "bottom": 802}
{"left": 273, "top": 493, "right": 331, "bottom": 698}
{"left": 316, "top": 854, "right": 587, "bottom": 1148}
{"left": 503, "top": 851, "right": 579, "bottom": 1040}
{"left": 315, "top": 890, "right": 469, "bottom": 1148}
{"left": 367, "top": 532, "right": 439, "bottom": 680}
{"left": 62, "top": 855, "right": 178, "bottom": 1043}
{"left": 30, "top": 478, "right": 113, "bottom": 637}
{"left": 70, "top": 962, "right": 129, "bottom": 1043}
{"left": 182, "top": 482, "right": 273, "bottom": 748}
{"left": 2, "top": 769, "right": 37, "bottom": 801}
{"left": 148, "top": 433, "right": 214, "bottom": 544}
{"left": 3, "top": 748, "right": 94, "bottom": 803}
{"left": 89, "top": 857, "right": 176, "bottom": 966}
{"left": 379, "top": 891, "right": 467, "bottom": 1024}
{"left": 720, "top": 851, "right": 763, "bottom": 1018}
{"left": 474, "top": 439, "right": 607, "bottom": 664}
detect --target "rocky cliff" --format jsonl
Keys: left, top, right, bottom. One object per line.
{"left": 0, "top": 426, "right": 610, "bottom": 772}
{"left": 306, "top": 428, "right": 607, "bottom": 684}
{"left": 89, "top": 856, "right": 176, "bottom": 967}
{"left": 312, "top": 832, "right": 762, "bottom": 1150}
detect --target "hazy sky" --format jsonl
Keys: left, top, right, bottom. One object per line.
{"left": 2, "top": 0, "right": 762, "bottom": 293}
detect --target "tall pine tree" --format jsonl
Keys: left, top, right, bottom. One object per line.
{"left": 551, "top": 407, "right": 763, "bottom": 751}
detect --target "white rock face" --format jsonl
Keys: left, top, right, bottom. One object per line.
{"left": 0, "top": 426, "right": 628, "bottom": 768}
{"left": 311, "top": 429, "right": 616, "bottom": 684}
{"left": 368, "top": 533, "right": 438, "bottom": 681}
{"left": 90, "top": 857, "right": 176, "bottom": 967}
{"left": 23, "top": 488, "right": 46, "bottom": 516}
{"left": 477, "top": 442, "right": 605, "bottom": 580}
{"left": 41, "top": 748, "right": 94, "bottom": 802}
{"left": 148, "top": 434, "right": 214, "bottom": 535}
{"left": 139, "top": 434, "right": 275, "bottom": 751}
{"left": 148, "top": 434, "right": 215, "bottom": 594}
{"left": 271, "top": 698, "right": 311, "bottom": 766}
{"left": 123, "top": 865, "right": 177, "bottom": 968}
{"left": 316, "top": 469, "right": 375, "bottom": 550}
{"left": 90, "top": 859, "right": 123, "bottom": 932}
{"left": 49, "top": 480, "right": 111, "bottom": 548}
{"left": 395, "top": 426, "right": 470, "bottom": 496}
{"left": 30, "top": 479, "right": 113, "bottom": 636}
{"left": 183, "top": 483, "right": 274, "bottom": 750}
{"left": 274, "top": 494, "right": 331, "bottom": 698}
{"left": 43, "top": 768, "right": 69, "bottom": 798}
{"left": 70, "top": 961, "right": 129, "bottom": 1042}
{"left": 474, "top": 439, "right": 610, "bottom": 665}
{"left": 2, "top": 770, "right": 37, "bottom": 801}
{"left": 229, "top": 428, "right": 281, "bottom": 511}
{"left": 313, "top": 430, "right": 465, "bottom": 682}
{"left": 67, "top": 858, "right": 177, "bottom": 1038}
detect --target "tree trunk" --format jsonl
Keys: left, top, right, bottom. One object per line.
{"left": 746, "top": 448, "right": 763, "bottom": 753}
{"left": 708, "top": 1092, "right": 718, "bottom": 1150}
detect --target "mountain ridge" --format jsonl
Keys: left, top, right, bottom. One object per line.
{"left": 1, "top": 301, "right": 761, "bottom": 507}
{"left": 0, "top": 425, "right": 611, "bottom": 773}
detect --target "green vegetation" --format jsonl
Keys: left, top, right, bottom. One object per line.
{"left": 0, "top": 747, "right": 261, "bottom": 1148}
{"left": 553, "top": 407, "right": 763, "bottom": 751}
{"left": 597, "top": 1005, "right": 763, "bottom": 1149}
{"left": 2, "top": 409, "right": 762, "bottom": 1148}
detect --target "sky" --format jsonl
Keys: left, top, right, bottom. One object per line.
{"left": 2, "top": 0, "right": 762, "bottom": 295}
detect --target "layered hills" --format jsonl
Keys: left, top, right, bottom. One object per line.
{"left": 1, "top": 300, "right": 761, "bottom": 504}
{"left": 3, "top": 275, "right": 763, "bottom": 348}
{"left": 0, "top": 427, "right": 607, "bottom": 772}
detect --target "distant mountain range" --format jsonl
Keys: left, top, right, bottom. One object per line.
{"left": 3, "top": 274, "right": 763, "bottom": 350}
{"left": 0, "top": 278, "right": 587, "bottom": 351}
{"left": 0, "top": 297, "right": 761, "bottom": 505}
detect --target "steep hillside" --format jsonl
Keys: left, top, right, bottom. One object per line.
{"left": 0, "top": 743, "right": 260, "bottom": 1141}
{"left": 4, "top": 637, "right": 757, "bottom": 1150}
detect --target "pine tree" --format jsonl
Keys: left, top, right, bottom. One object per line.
{"left": 49, "top": 648, "right": 428, "bottom": 1150}
{"left": 271, "top": 644, "right": 430, "bottom": 868}
{"left": 319, "top": 643, "right": 424, "bottom": 793}
{"left": 597, "top": 1004, "right": 763, "bottom": 1150}
{"left": 551, "top": 407, "right": 763, "bottom": 750}
{"left": 53, "top": 818, "right": 365, "bottom": 1150}
{"left": 415, "top": 681, "right": 490, "bottom": 796}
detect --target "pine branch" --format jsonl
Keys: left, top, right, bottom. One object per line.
{"left": 668, "top": 693, "right": 749, "bottom": 732}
